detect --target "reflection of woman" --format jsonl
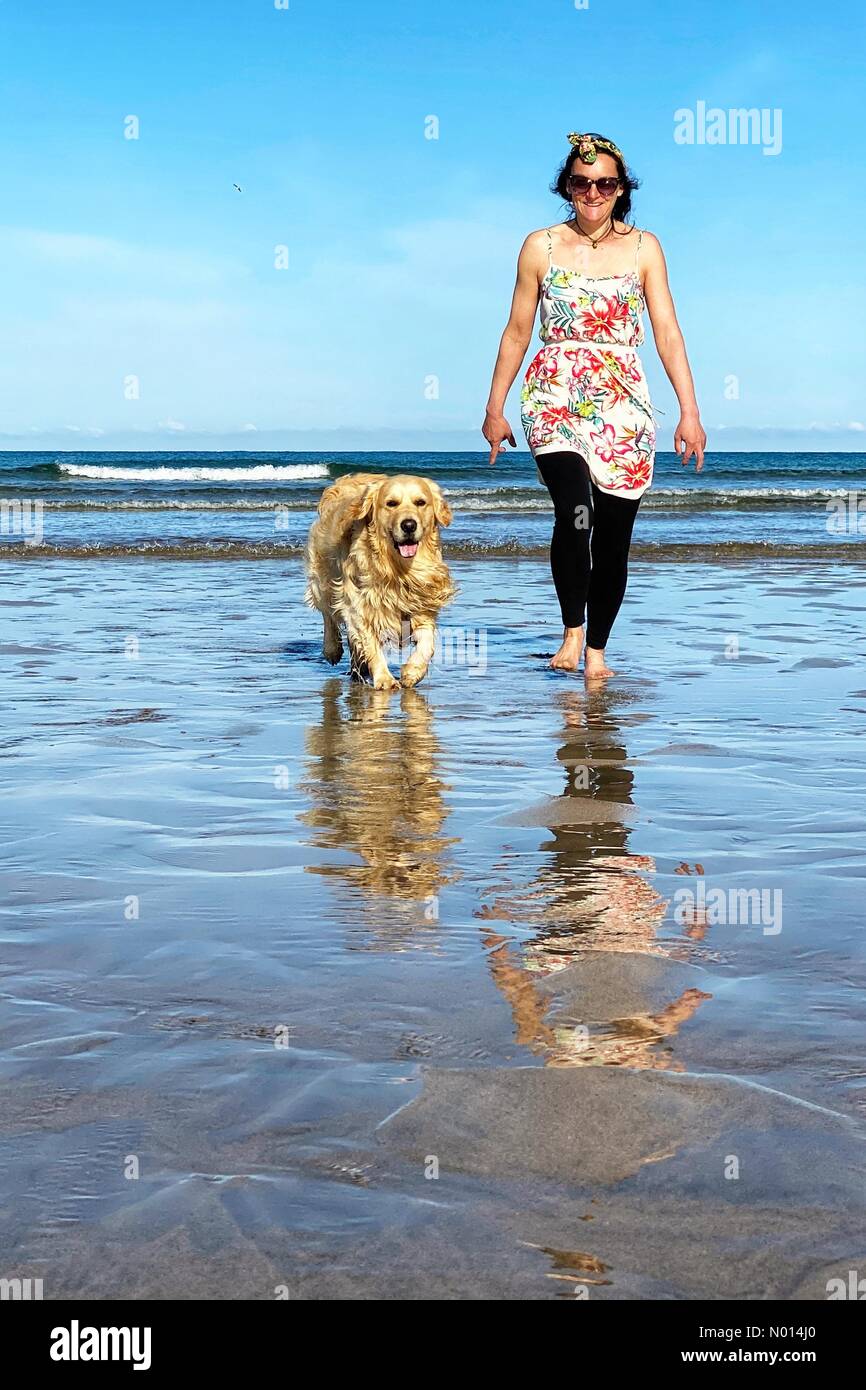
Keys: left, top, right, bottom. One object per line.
{"left": 478, "top": 686, "right": 664, "bottom": 954}
{"left": 483, "top": 131, "right": 706, "bottom": 677}
{"left": 477, "top": 687, "right": 710, "bottom": 1067}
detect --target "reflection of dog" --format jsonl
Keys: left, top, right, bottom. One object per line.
{"left": 299, "top": 680, "right": 457, "bottom": 927}
{"left": 304, "top": 472, "right": 456, "bottom": 690}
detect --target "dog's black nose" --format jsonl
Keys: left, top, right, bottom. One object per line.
{"left": 400, "top": 517, "right": 417, "bottom": 535}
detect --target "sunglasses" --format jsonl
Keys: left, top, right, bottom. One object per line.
{"left": 568, "top": 174, "right": 620, "bottom": 198}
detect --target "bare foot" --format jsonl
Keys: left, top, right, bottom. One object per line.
{"left": 550, "top": 625, "right": 584, "bottom": 672}
{"left": 584, "top": 645, "right": 615, "bottom": 679}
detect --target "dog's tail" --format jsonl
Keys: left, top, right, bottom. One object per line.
{"left": 303, "top": 571, "right": 322, "bottom": 612}
{"left": 315, "top": 472, "right": 383, "bottom": 524}
{"left": 302, "top": 522, "right": 319, "bottom": 610}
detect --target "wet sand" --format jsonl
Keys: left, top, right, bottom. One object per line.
{"left": 2, "top": 556, "right": 866, "bottom": 1299}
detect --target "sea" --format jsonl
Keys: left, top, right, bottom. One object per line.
{"left": 1, "top": 450, "right": 864, "bottom": 561}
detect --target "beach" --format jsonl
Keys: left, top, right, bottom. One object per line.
{"left": 2, "top": 452, "right": 866, "bottom": 1299}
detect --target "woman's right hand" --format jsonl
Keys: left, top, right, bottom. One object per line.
{"left": 482, "top": 410, "right": 516, "bottom": 466}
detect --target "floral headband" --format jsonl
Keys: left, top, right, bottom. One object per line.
{"left": 567, "top": 131, "right": 624, "bottom": 165}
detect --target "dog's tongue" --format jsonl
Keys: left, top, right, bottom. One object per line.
{"left": 397, "top": 542, "right": 419, "bottom": 558}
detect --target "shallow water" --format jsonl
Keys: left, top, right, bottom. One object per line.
{"left": 2, "top": 557, "right": 866, "bottom": 1299}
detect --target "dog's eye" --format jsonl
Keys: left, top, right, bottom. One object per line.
{"left": 415, "top": 499, "right": 426, "bottom": 506}
{"left": 385, "top": 499, "right": 399, "bottom": 507}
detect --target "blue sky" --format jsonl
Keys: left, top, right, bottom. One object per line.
{"left": 0, "top": 0, "right": 863, "bottom": 450}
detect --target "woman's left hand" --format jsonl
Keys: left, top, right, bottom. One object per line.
{"left": 674, "top": 413, "right": 706, "bottom": 472}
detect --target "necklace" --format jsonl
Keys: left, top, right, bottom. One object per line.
{"left": 574, "top": 217, "right": 613, "bottom": 250}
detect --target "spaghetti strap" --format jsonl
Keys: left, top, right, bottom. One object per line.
{"left": 545, "top": 227, "right": 553, "bottom": 267}
{"left": 634, "top": 228, "right": 643, "bottom": 271}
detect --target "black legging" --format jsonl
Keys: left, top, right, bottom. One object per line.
{"left": 536, "top": 451, "right": 641, "bottom": 650}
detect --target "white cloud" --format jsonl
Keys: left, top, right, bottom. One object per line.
{"left": 0, "top": 226, "right": 250, "bottom": 288}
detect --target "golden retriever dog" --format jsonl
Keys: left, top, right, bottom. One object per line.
{"left": 304, "top": 472, "right": 456, "bottom": 690}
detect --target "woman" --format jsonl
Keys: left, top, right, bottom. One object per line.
{"left": 483, "top": 131, "right": 706, "bottom": 677}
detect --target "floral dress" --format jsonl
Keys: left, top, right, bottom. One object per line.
{"left": 520, "top": 228, "right": 656, "bottom": 498}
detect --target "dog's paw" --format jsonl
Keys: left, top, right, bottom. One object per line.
{"left": 400, "top": 662, "right": 427, "bottom": 688}
{"left": 372, "top": 671, "right": 400, "bottom": 691}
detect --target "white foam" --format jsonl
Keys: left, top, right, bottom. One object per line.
{"left": 650, "top": 486, "right": 852, "bottom": 499}
{"left": 57, "top": 463, "right": 330, "bottom": 483}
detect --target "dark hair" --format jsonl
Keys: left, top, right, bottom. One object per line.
{"left": 551, "top": 133, "right": 640, "bottom": 232}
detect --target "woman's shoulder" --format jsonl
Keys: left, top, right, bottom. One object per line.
{"left": 524, "top": 221, "right": 575, "bottom": 247}
{"left": 524, "top": 223, "right": 557, "bottom": 248}
{"left": 518, "top": 226, "right": 558, "bottom": 275}
{"left": 628, "top": 225, "right": 662, "bottom": 253}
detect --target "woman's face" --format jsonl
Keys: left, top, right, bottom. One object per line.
{"left": 568, "top": 152, "right": 621, "bottom": 226}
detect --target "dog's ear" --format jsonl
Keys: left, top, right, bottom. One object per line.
{"left": 428, "top": 482, "right": 452, "bottom": 528}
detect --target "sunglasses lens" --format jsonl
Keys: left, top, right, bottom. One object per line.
{"left": 568, "top": 175, "right": 619, "bottom": 196}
